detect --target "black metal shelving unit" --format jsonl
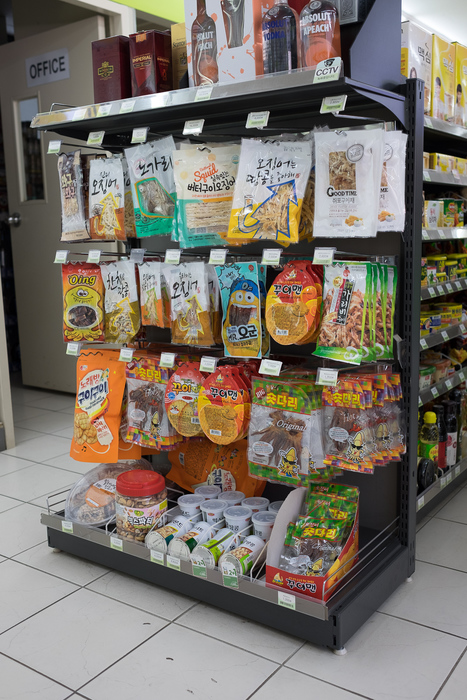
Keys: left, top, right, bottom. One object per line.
{"left": 32, "top": 69, "right": 424, "bottom": 650}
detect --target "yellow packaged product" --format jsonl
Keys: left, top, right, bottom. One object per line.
{"left": 401, "top": 21, "right": 432, "bottom": 114}
{"left": 424, "top": 201, "right": 444, "bottom": 228}
{"left": 454, "top": 43, "right": 467, "bottom": 127}
{"left": 432, "top": 35, "right": 455, "bottom": 122}
{"left": 429, "top": 153, "right": 452, "bottom": 172}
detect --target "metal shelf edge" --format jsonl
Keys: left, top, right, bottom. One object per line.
{"left": 421, "top": 277, "right": 467, "bottom": 300}
{"left": 417, "top": 457, "right": 467, "bottom": 513}
{"left": 422, "top": 227, "right": 467, "bottom": 241}
{"left": 420, "top": 322, "right": 467, "bottom": 351}
{"left": 419, "top": 367, "right": 466, "bottom": 407}
{"left": 424, "top": 115, "right": 467, "bottom": 141}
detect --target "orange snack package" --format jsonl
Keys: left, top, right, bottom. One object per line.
{"left": 198, "top": 366, "right": 246, "bottom": 444}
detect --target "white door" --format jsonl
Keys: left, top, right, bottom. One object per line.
{"left": 0, "top": 16, "right": 107, "bottom": 394}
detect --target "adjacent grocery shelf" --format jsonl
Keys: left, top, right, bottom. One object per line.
{"left": 417, "top": 457, "right": 467, "bottom": 517}
{"left": 423, "top": 170, "right": 467, "bottom": 186}
{"left": 422, "top": 228, "right": 467, "bottom": 241}
{"left": 420, "top": 322, "right": 467, "bottom": 351}
{"left": 424, "top": 115, "right": 467, "bottom": 142}
{"left": 418, "top": 367, "right": 466, "bottom": 407}
{"left": 421, "top": 277, "right": 467, "bottom": 301}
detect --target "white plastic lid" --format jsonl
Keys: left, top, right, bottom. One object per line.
{"left": 178, "top": 494, "right": 205, "bottom": 506}
{"left": 242, "top": 497, "right": 270, "bottom": 507}
{"left": 224, "top": 506, "right": 253, "bottom": 519}
{"left": 195, "top": 485, "right": 221, "bottom": 498}
{"left": 200, "top": 499, "right": 227, "bottom": 513}
{"left": 268, "top": 501, "right": 284, "bottom": 514}
{"left": 252, "top": 511, "right": 277, "bottom": 525}
{"left": 221, "top": 490, "right": 245, "bottom": 502}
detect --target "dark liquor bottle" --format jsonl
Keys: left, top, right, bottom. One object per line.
{"left": 191, "top": 0, "right": 219, "bottom": 86}
{"left": 221, "top": 0, "right": 245, "bottom": 49}
{"left": 262, "top": 0, "right": 299, "bottom": 75}
{"left": 300, "top": 0, "right": 341, "bottom": 70}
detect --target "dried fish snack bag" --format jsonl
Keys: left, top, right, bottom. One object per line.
{"left": 101, "top": 261, "right": 141, "bottom": 344}
{"left": 258, "top": 264, "right": 270, "bottom": 357}
{"left": 165, "top": 262, "right": 215, "bottom": 347}
{"left": 314, "top": 129, "right": 385, "bottom": 238}
{"left": 206, "top": 265, "right": 223, "bottom": 345}
{"left": 125, "top": 136, "right": 176, "bottom": 237}
{"left": 265, "top": 261, "right": 319, "bottom": 345}
{"left": 374, "top": 264, "right": 386, "bottom": 360}
{"left": 314, "top": 263, "right": 372, "bottom": 365}
{"left": 298, "top": 132, "right": 315, "bottom": 241}
{"left": 307, "top": 483, "right": 359, "bottom": 509}
{"left": 198, "top": 366, "right": 246, "bottom": 445}
{"left": 216, "top": 262, "right": 262, "bottom": 358}
{"left": 160, "top": 264, "right": 172, "bottom": 328}
{"left": 165, "top": 362, "right": 204, "bottom": 437}
{"left": 361, "top": 264, "right": 376, "bottom": 362}
{"left": 122, "top": 157, "right": 137, "bottom": 238}
{"left": 174, "top": 144, "right": 240, "bottom": 248}
{"left": 377, "top": 131, "right": 407, "bottom": 232}
{"left": 306, "top": 495, "right": 358, "bottom": 522}
{"left": 71, "top": 350, "right": 126, "bottom": 463}
{"left": 62, "top": 262, "right": 105, "bottom": 343}
{"left": 382, "top": 265, "right": 397, "bottom": 360}
{"left": 58, "top": 150, "right": 90, "bottom": 242}
{"left": 227, "top": 139, "right": 312, "bottom": 246}
{"left": 139, "top": 261, "right": 164, "bottom": 327}
{"left": 89, "top": 157, "right": 126, "bottom": 241}
{"left": 289, "top": 517, "right": 349, "bottom": 576}
{"left": 387, "top": 374, "right": 406, "bottom": 460}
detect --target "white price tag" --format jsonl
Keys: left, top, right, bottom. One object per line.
{"left": 437, "top": 286, "right": 445, "bottom": 294}
{"left": 167, "top": 555, "right": 181, "bottom": 571}
{"left": 97, "top": 103, "right": 112, "bottom": 117}
{"left": 183, "top": 119, "right": 205, "bottom": 136}
{"left": 431, "top": 387, "right": 439, "bottom": 398}
{"left": 418, "top": 396, "right": 423, "bottom": 407}
{"left": 417, "top": 495, "right": 425, "bottom": 511}
{"left": 165, "top": 249, "right": 181, "bottom": 264}
{"left": 150, "top": 549, "right": 164, "bottom": 565}
{"left": 130, "top": 248, "right": 146, "bottom": 264}
{"left": 73, "top": 108, "right": 86, "bottom": 121}
{"left": 440, "top": 476, "right": 447, "bottom": 489}
{"left": 446, "top": 283, "right": 453, "bottom": 292}
{"left": 438, "top": 229, "right": 446, "bottom": 239}
{"left": 278, "top": 591, "right": 296, "bottom": 610}
{"left": 460, "top": 371, "right": 466, "bottom": 381}
{"left": 195, "top": 85, "right": 213, "bottom": 102}
{"left": 445, "top": 379, "right": 453, "bottom": 389}
{"left": 110, "top": 536, "right": 123, "bottom": 551}
{"left": 87, "top": 131, "right": 104, "bottom": 146}
{"left": 313, "top": 57, "right": 342, "bottom": 84}
{"left": 160, "top": 352, "right": 176, "bottom": 368}
{"left": 259, "top": 359, "right": 282, "bottom": 376}
{"left": 47, "top": 139, "right": 61, "bottom": 154}
{"left": 425, "top": 117, "right": 433, "bottom": 128}
{"left": 66, "top": 343, "right": 82, "bottom": 357}
{"left": 422, "top": 230, "right": 429, "bottom": 240}
{"left": 313, "top": 247, "right": 335, "bottom": 265}
{"left": 316, "top": 368, "right": 339, "bottom": 387}
{"left": 246, "top": 111, "right": 270, "bottom": 129}
{"left": 221, "top": 561, "right": 239, "bottom": 588}
{"left": 200, "top": 356, "right": 217, "bottom": 373}
{"left": 261, "top": 249, "right": 282, "bottom": 266}
{"left": 424, "top": 170, "right": 431, "bottom": 181}
{"left": 453, "top": 169, "right": 461, "bottom": 180}
{"left": 192, "top": 557, "right": 207, "bottom": 578}
{"left": 87, "top": 249, "right": 101, "bottom": 264}
{"left": 428, "top": 287, "right": 436, "bottom": 297}
{"left": 54, "top": 250, "right": 69, "bottom": 264}
{"left": 119, "top": 348, "right": 134, "bottom": 363}
{"left": 442, "top": 331, "right": 449, "bottom": 341}
{"left": 209, "top": 249, "right": 227, "bottom": 265}
{"left": 460, "top": 324, "right": 466, "bottom": 333}
{"left": 131, "top": 127, "right": 148, "bottom": 144}
{"left": 455, "top": 466, "right": 461, "bottom": 478}
{"left": 456, "top": 281, "right": 463, "bottom": 290}
{"left": 62, "top": 521, "right": 73, "bottom": 533}
{"left": 420, "top": 338, "right": 428, "bottom": 349}
{"left": 447, "top": 472, "right": 452, "bottom": 484}
{"left": 120, "top": 100, "right": 135, "bottom": 114}
{"left": 320, "top": 95, "right": 347, "bottom": 114}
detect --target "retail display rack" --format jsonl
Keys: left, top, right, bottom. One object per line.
{"left": 32, "top": 73, "right": 424, "bottom": 651}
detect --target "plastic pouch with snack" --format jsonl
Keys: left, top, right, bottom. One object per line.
{"left": 378, "top": 131, "right": 407, "bottom": 233}
{"left": 198, "top": 366, "right": 246, "bottom": 445}
{"left": 101, "top": 261, "right": 141, "bottom": 344}
{"left": 165, "top": 262, "right": 215, "bottom": 346}
{"left": 216, "top": 262, "right": 262, "bottom": 358}
{"left": 62, "top": 262, "right": 105, "bottom": 343}
{"left": 165, "top": 362, "right": 204, "bottom": 437}
{"left": 139, "top": 261, "right": 164, "bottom": 327}
{"left": 58, "top": 150, "right": 90, "bottom": 242}
{"left": 89, "top": 157, "right": 126, "bottom": 241}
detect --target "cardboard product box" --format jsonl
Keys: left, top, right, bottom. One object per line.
{"left": 432, "top": 34, "right": 455, "bottom": 121}
{"left": 129, "top": 30, "right": 172, "bottom": 97}
{"left": 423, "top": 151, "right": 430, "bottom": 170}
{"left": 265, "top": 487, "right": 359, "bottom": 602}
{"left": 454, "top": 43, "right": 467, "bottom": 127}
{"left": 443, "top": 199, "right": 461, "bottom": 228}
{"left": 424, "top": 200, "right": 444, "bottom": 228}
{"left": 92, "top": 35, "right": 131, "bottom": 103}
{"left": 456, "top": 157, "right": 467, "bottom": 176}
{"left": 401, "top": 21, "right": 432, "bottom": 115}
{"left": 171, "top": 22, "right": 188, "bottom": 89}
{"left": 429, "top": 152, "right": 453, "bottom": 172}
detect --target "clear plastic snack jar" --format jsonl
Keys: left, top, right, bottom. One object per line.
{"left": 115, "top": 470, "right": 167, "bottom": 543}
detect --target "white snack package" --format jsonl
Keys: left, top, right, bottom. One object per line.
{"left": 89, "top": 157, "right": 125, "bottom": 241}
{"left": 377, "top": 131, "right": 408, "bottom": 232}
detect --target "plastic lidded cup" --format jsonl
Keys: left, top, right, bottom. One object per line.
{"left": 242, "top": 496, "right": 270, "bottom": 513}
{"left": 268, "top": 501, "right": 284, "bottom": 514}
{"left": 252, "top": 511, "right": 277, "bottom": 542}
{"left": 224, "top": 505, "right": 253, "bottom": 533}
{"left": 194, "top": 485, "right": 222, "bottom": 500}
{"left": 177, "top": 494, "right": 205, "bottom": 523}
{"left": 220, "top": 490, "right": 245, "bottom": 506}
{"left": 200, "top": 499, "right": 228, "bottom": 524}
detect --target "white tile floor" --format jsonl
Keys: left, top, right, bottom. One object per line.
{"left": 1, "top": 385, "right": 467, "bottom": 700}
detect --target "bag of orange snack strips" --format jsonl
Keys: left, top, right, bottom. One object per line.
{"left": 266, "top": 261, "right": 319, "bottom": 345}
{"left": 198, "top": 366, "right": 247, "bottom": 445}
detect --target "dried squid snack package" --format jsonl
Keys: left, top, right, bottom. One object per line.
{"left": 165, "top": 262, "right": 215, "bottom": 347}
{"left": 139, "top": 261, "right": 164, "bottom": 327}
{"left": 174, "top": 144, "right": 240, "bottom": 248}
{"left": 216, "top": 262, "right": 262, "bottom": 358}
{"left": 227, "top": 139, "right": 312, "bottom": 246}
{"left": 314, "top": 129, "right": 384, "bottom": 238}
{"left": 290, "top": 517, "right": 348, "bottom": 576}
{"left": 299, "top": 132, "right": 315, "bottom": 241}
{"left": 314, "top": 263, "right": 371, "bottom": 365}
{"left": 122, "top": 158, "right": 137, "bottom": 238}
{"left": 62, "top": 263, "right": 105, "bottom": 343}
{"left": 388, "top": 374, "right": 406, "bottom": 460}
{"left": 265, "top": 261, "right": 319, "bottom": 345}
{"left": 248, "top": 378, "right": 313, "bottom": 487}
{"left": 58, "top": 151, "right": 90, "bottom": 242}
{"left": 206, "top": 265, "right": 223, "bottom": 345}
{"left": 258, "top": 264, "right": 271, "bottom": 357}
{"left": 378, "top": 131, "right": 407, "bottom": 232}
{"left": 382, "top": 265, "right": 397, "bottom": 360}
{"left": 70, "top": 350, "right": 126, "bottom": 463}
{"left": 165, "top": 362, "right": 204, "bottom": 437}
{"left": 306, "top": 483, "right": 359, "bottom": 510}
{"left": 101, "top": 261, "right": 141, "bottom": 344}
{"left": 89, "top": 158, "right": 126, "bottom": 241}
{"left": 124, "top": 136, "right": 176, "bottom": 238}
{"left": 361, "top": 264, "right": 376, "bottom": 362}
{"left": 160, "top": 264, "right": 172, "bottom": 328}
{"left": 374, "top": 264, "right": 386, "bottom": 360}
{"left": 198, "top": 367, "right": 246, "bottom": 445}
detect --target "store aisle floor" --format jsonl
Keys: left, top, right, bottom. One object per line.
{"left": 1, "top": 385, "right": 467, "bottom": 700}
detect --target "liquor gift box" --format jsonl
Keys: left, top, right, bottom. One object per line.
{"left": 92, "top": 36, "right": 131, "bottom": 103}
{"left": 171, "top": 22, "right": 188, "bottom": 89}
{"left": 129, "top": 30, "right": 173, "bottom": 97}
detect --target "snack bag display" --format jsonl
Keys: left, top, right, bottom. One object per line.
{"left": 314, "top": 129, "right": 385, "bottom": 238}
{"left": 207, "top": 265, "right": 223, "bottom": 346}
{"left": 165, "top": 262, "right": 215, "bottom": 346}
{"left": 139, "top": 261, "right": 164, "bottom": 327}
{"left": 122, "top": 157, "right": 137, "bottom": 238}
{"left": 125, "top": 136, "right": 176, "bottom": 237}
{"left": 227, "top": 139, "right": 312, "bottom": 246}
{"left": 71, "top": 350, "right": 126, "bottom": 462}
{"left": 58, "top": 151, "right": 90, "bottom": 242}
{"left": 314, "top": 263, "right": 371, "bottom": 365}
{"left": 198, "top": 366, "right": 246, "bottom": 445}
{"left": 101, "top": 261, "right": 141, "bottom": 344}
{"left": 62, "top": 262, "right": 105, "bottom": 343}
{"left": 215, "top": 262, "right": 262, "bottom": 358}
{"left": 258, "top": 264, "right": 270, "bottom": 357}
{"left": 432, "top": 35, "right": 455, "bottom": 122}
{"left": 165, "top": 362, "right": 204, "bottom": 437}
{"left": 174, "top": 144, "right": 240, "bottom": 248}
{"left": 89, "top": 158, "right": 126, "bottom": 240}
{"left": 377, "top": 131, "right": 408, "bottom": 233}
{"left": 383, "top": 265, "right": 397, "bottom": 360}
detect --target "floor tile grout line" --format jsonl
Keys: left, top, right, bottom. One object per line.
{"left": 0, "top": 651, "right": 76, "bottom": 694}
{"left": 377, "top": 609, "right": 467, "bottom": 641}
{"left": 433, "top": 515, "right": 467, "bottom": 526}
{"left": 279, "top": 663, "right": 376, "bottom": 700}
{"left": 433, "top": 645, "right": 467, "bottom": 700}
{"left": 81, "top": 584, "right": 184, "bottom": 624}
{"left": 415, "top": 556, "right": 467, "bottom": 575}
{"left": 245, "top": 665, "right": 282, "bottom": 700}
{"left": 9, "top": 553, "right": 109, "bottom": 589}
{"left": 0, "top": 589, "right": 79, "bottom": 639}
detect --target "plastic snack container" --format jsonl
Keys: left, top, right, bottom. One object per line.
{"left": 177, "top": 494, "right": 205, "bottom": 523}
{"left": 220, "top": 490, "right": 245, "bottom": 507}
{"left": 167, "top": 521, "right": 212, "bottom": 560}
{"left": 194, "top": 485, "right": 222, "bottom": 500}
{"left": 200, "top": 499, "right": 228, "bottom": 524}
{"left": 224, "top": 505, "right": 253, "bottom": 533}
{"left": 219, "top": 535, "right": 265, "bottom": 575}
{"left": 242, "top": 496, "right": 270, "bottom": 513}
{"left": 419, "top": 365, "right": 435, "bottom": 390}
{"left": 145, "top": 515, "right": 190, "bottom": 553}
{"left": 191, "top": 528, "right": 237, "bottom": 568}
{"left": 115, "top": 470, "right": 167, "bottom": 542}
{"left": 268, "top": 501, "right": 284, "bottom": 514}
{"left": 252, "top": 511, "right": 277, "bottom": 542}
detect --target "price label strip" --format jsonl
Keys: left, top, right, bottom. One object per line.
{"left": 320, "top": 95, "right": 347, "bottom": 114}
{"left": 420, "top": 338, "right": 428, "bottom": 349}
{"left": 165, "top": 249, "right": 181, "bottom": 265}
{"left": 120, "top": 100, "right": 135, "bottom": 114}
{"left": 150, "top": 550, "right": 164, "bottom": 565}
{"left": 455, "top": 466, "right": 461, "bottom": 478}
{"left": 110, "top": 536, "right": 123, "bottom": 551}
{"left": 246, "top": 111, "right": 270, "bottom": 129}
{"left": 259, "top": 359, "right": 282, "bottom": 377}
{"left": 431, "top": 387, "right": 439, "bottom": 398}
{"left": 87, "top": 249, "right": 101, "bottom": 264}
{"left": 62, "top": 521, "right": 74, "bottom": 533}
{"left": 87, "top": 131, "right": 105, "bottom": 146}
{"left": 209, "top": 249, "right": 227, "bottom": 265}
{"left": 438, "top": 229, "right": 446, "bottom": 239}
{"left": 278, "top": 591, "right": 296, "bottom": 610}
{"left": 445, "top": 379, "right": 453, "bottom": 390}
{"left": 130, "top": 248, "right": 146, "bottom": 264}
{"left": 183, "top": 119, "right": 205, "bottom": 136}
{"left": 131, "top": 127, "right": 149, "bottom": 144}
{"left": 119, "top": 348, "right": 134, "bottom": 363}
{"left": 47, "top": 140, "right": 61, "bottom": 155}
{"left": 167, "top": 555, "right": 181, "bottom": 571}
{"left": 54, "top": 250, "right": 69, "bottom": 264}
{"left": 440, "top": 476, "right": 447, "bottom": 490}
{"left": 437, "top": 285, "right": 445, "bottom": 294}
{"left": 221, "top": 562, "right": 239, "bottom": 589}
{"left": 422, "top": 230, "right": 429, "bottom": 240}
{"left": 423, "top": 170, "right": 431, "bottom": 181}
{"left": 417, "top": 495, "right": 425, "bottom": 511}
{"left": 316, "top": 368, "right": 339, "bottom": 387}
{"left": 66, "top": 342, "right": 82, "bottom": 357}
{"left": 192, "top": 557, "right": 207, "bottom": 578}
{"left": 446, "top": 283, "right": 453, "bottom": 292}
{"left": 428, "top": 287, "right": 436, "bottom": 298}
{"left": 313, "top": 247, "right": 336, "bottom": 265}
{"left": 97, "top": 104, "right": 112, "bottom": 117}
{"left": 160, "top": 352, "right": 176, "bottom": 368}
{"left": 456, "top": 281, "right": 463, "bottom": 290}
{"left": 200, "top": 356, "right": 218, "bottom": 373}
{"left": 73, "top": 108, "right": 86, "bottom": 121}
{"left": 447, "top": 473, "right": 452, "bottom": 484}
{"left": 442, "top": 331, "right": 449, "bottom": 341}
{"left": 195, "top": 86, "right": 213, "bottom": 102}
{"left": 261, "top": 249, "right": 282, "bottom": 266}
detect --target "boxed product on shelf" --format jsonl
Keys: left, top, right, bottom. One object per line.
{"left": 424, "top": 200, "right": 444, "bottom": 228}
{"left": 429, "top": 153, "right": 454, "bottom": 172}
{"left": 431, "top": 34, "right": 455, "bottom": 122}
{"left": 401, "top": 21, "right": 432, "bottom": 114}
{"left": 454, "top": 42, "right": 467, "bottom": 127}
{"left": 129, "top": 30, "right": 172, "bottom": 97}
{"left": 443, "top": 199, "right": 462, "bottom": 227}
{"left": 455, "top": 157, "right": 467, "bottom": 176}
{"left": 423, "top": 152, "right": 430, "bottom": 170}
{"left": 171, "top": 22, "right": 187, "bottom": 89}
{"left": 91, "top": 35, "right": 131, "bottom": 103}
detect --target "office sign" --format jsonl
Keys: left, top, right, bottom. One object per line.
{"left": 26, "top": 48, "right": 69, "bottom": 87}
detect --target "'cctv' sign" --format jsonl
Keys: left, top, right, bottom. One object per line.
{"left": 25, "top": 48, "right": 69, "bottom": 88}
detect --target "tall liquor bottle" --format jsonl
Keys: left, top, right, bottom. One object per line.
{"left": 300, "top": 1, "right": 341, "bottom": 69}
{"left": 262, "top": 0, "right": 299, "bottom": 75}
{"left": 221, "top": 0, "right": 245, "bottom": 49}
{"left": 191, "top": 0, "right": 219, "bottom": 86}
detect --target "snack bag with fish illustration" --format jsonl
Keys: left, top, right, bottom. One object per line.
{"left": 122, "top": 157, "right": 137, "bottom": 238}
{"left": 139, "top": 261, "right": 164, "bottom": 327}
{"left": 101, "top": 261, "right": 141, "bottom": 344}
{"left": 215, "top": 262, "right": 262, "bottom": 358}
{"left": 89, "top": 158, "right": 126, "bottom": 240}
{"left": 164, "top": 262, "right": 215, "bottom": 346}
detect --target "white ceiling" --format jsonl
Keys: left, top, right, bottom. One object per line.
{"left": 402, "top": 0, "right": 467, "bottom": 43}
